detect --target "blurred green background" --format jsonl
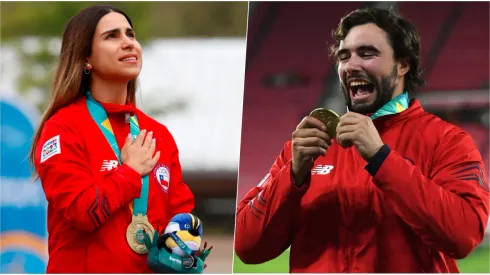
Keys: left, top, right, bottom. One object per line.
{"left": 1, "top": 1, "right": 247, "bottom": 40}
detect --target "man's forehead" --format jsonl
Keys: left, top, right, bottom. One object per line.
{"left": 96, "top": 12, "right": 131, "bottom": 33}
{"left": 338, "top": 23, "right": 389, "bottom": 50}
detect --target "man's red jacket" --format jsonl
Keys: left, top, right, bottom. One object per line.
{"left": 34, "top": 97, "right": 194, "bottom": 273}
{"left": 235, "top": 100, "right": 489, "bottom": 272}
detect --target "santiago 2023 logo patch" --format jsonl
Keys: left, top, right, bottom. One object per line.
{"left": 153, "top": 163, "right": 170, "bottom": 193}
{"left": 40, "top": 135, "right": 61, "bottom": 163}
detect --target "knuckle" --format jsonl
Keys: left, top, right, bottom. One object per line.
{"left": 292, "top": 139, "right": 298, "bottom": 147}
{"left": 314, "top": 137, "right": 322, "bottom": 145}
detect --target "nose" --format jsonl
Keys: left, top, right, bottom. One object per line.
{"left": 121, "top": 35, "right": 135, "bottom": 50}
{"left": 342, "top": 55, "right": 362, "bottom": 76}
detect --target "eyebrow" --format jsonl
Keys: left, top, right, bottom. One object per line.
{"left": 335, "top": 44, "right": 380, "bottom": 58}
{"left": 100, "top": 27, "right": 134, "bottom": 37}
{"left": 357, "top": 45, "right": 380, "bottom": 54}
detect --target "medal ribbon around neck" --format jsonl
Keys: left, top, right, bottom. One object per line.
{"left": 369, "top": 91, "right": 410, "bottom": 120}
{"left": 85, "top": 92, "right": 150, "bottom": 217}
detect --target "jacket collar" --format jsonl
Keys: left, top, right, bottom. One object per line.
{"left": 81, "top": 95, "right": 138, "bottom": 115}
{"left": 372, "top": 99, "right": 424, "bottom": 130}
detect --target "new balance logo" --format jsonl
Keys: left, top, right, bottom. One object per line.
{"left": 100, "top": 160, "right": 119, "bottom": 171}
{"left": 311, "top": 165, "right": 334, "bottom": 175}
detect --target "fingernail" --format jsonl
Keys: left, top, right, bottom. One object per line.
{"left": 152, "top": 138, "right": 156, "bottom": 143}
{"left": 142, "top": 129, "right": 146, "bottom": 133}
{"left": 127, "top": 133, "right": 132, "bottom": 138}
{"left": 149, "top": 131, "right": 153, "bottom": 135}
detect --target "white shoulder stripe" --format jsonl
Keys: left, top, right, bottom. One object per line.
{"left": 257, "top": 173, "right": 271, "bottom": 187}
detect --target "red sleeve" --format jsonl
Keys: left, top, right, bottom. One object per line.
{"left": 35, "top": 121, "right": 142, "bottom": 232}
{"left": 164, "top": 129, "right": 194, "bottom": 218}
{"left": 372, "top": 129, "right": 489, "bottom": 259}
{"left": 235, "top": 141, "right": 309, "bottom": 264}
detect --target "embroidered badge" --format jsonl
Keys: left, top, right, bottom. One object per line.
{"left": 153, "top": 163, "right": 170, "bottom": 193}
{"left": 41, "top": 135, "right": 61, "bottom": 163}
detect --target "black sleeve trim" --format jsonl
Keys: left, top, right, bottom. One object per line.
{"left": 365, "top": 144, "right": 391, "bottom": 176}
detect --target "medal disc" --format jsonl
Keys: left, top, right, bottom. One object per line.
{"left": 326, "top": 118, "right": 340, "bottom": 138}
{"left": 126, "top": 214, "right": 155, "bottom": 254}
{"left": 309, "top": 108, "right": 340, "bottom": 137}
{"left": 182, "top": 255, "right": 195, "bottom": 269}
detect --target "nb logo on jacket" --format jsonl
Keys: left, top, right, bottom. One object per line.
{"left": 100, "top": 160, "right": 119, "bottom": 171}
{"left": 311, "top": 165, "right": 334, "bottom": 175}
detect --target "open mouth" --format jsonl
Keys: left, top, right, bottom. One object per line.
{"left": 348, "top": 79, "right": 375, "bottom": 102}
{"left": 119, "top": 55, "right": 138, "bottom": 63}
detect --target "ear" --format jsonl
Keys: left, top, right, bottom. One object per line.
{"left": 85, "top": 58, "right": 92, "bottom": 70}
{"left": 397, "top": 58, "right": 410, "bottom": 77}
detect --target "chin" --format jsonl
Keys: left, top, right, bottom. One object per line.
{"left": 350, "top": 100, "right": 378, "bottom": 115}
{"left": 118, "top": 69, "right": 141, "bottom": 81}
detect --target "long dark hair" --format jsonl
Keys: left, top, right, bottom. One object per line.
{"left": 29, "top": 4, "right": 138, "bottom": 172}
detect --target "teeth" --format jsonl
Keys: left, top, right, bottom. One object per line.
{"left": 350, "top": 81, "right": 370, "bottom": 87}
{"left": 122, "top": 57, "right": 136, "bottom": 61}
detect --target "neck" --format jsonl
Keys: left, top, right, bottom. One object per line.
{"left": 90, "top": 75, "right": 128, "bottom": 105}
{"left": 391, "top": 78, "right": 405, "bottom": 99}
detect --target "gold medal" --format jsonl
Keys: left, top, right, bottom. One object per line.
{"left": 309, "top": 108, "right": 340, "bottom": 137}
{"left": 126, "top": 213, "right": 155, "bottom": 254}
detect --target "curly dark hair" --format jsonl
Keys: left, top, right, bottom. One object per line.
{"left": 330, "top": 7, "right": 425, "bottom": 94}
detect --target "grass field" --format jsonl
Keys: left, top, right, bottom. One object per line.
{"left": 233, "top": 247, "right": 490, "bottom": 273}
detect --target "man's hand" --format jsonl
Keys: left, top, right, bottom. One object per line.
{"left": 336, "top": 112, "right": 384, "bottom": 161}
{"left": 291, "top": 116, "right": 332, "bottom": 185}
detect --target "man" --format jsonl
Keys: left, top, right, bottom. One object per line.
{"left": 234, "top": 8, "right": 489, "bottom": 272}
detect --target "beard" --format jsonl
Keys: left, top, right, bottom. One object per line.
{"left": 341, "top": 65, "right": 398, "bottom": 115}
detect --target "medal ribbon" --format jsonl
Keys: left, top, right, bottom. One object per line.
{"left": 86, "top": 92, "right": 149, "bottom": 217}
{"left": 169, "top": 232, "right": 194, "bottom": 256}
{"left": 370, "top": 91, "right": 410, "bottom": 120}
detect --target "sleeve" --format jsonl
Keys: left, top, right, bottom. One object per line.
{"left": 164, "top": 129, "right": 195, "bottom": 218}
{"left": 234, "top": 141, "right": 309, "bottom": 264}
{"left": 35, "top": 121, "right": 142, "bottom": 232}
{"left": 366, "top": 129, "right": 489, "bottom": 259}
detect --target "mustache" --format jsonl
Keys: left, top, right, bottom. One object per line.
{"left": 343, "top": 73, "right": 376, "bottom": 85}
{"left": 345, "top": 75, "right": 371, "bottom": 84}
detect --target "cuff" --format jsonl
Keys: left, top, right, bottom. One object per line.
{"left": 121, "top": 163, "right": 142, "bottom": 179}
{"left": 290, "top": 163, "right": 311, "bottom": 189}
{"left": 119, "top": 164, "right": 143, "bottom": 193}
{"left": 365, "top": 144, "right": 391, "bottom": 176}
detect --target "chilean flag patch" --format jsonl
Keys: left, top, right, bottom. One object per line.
{"left": 153, "top": 163, "right": 170, "bottom": 193}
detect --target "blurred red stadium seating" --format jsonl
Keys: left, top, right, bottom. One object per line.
{"left": 239, "top": 2, "right": 489, "bottom": 198}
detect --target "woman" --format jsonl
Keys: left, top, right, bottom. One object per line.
{"left": 29, "top": 5, "right": 194, "bottom": 273}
